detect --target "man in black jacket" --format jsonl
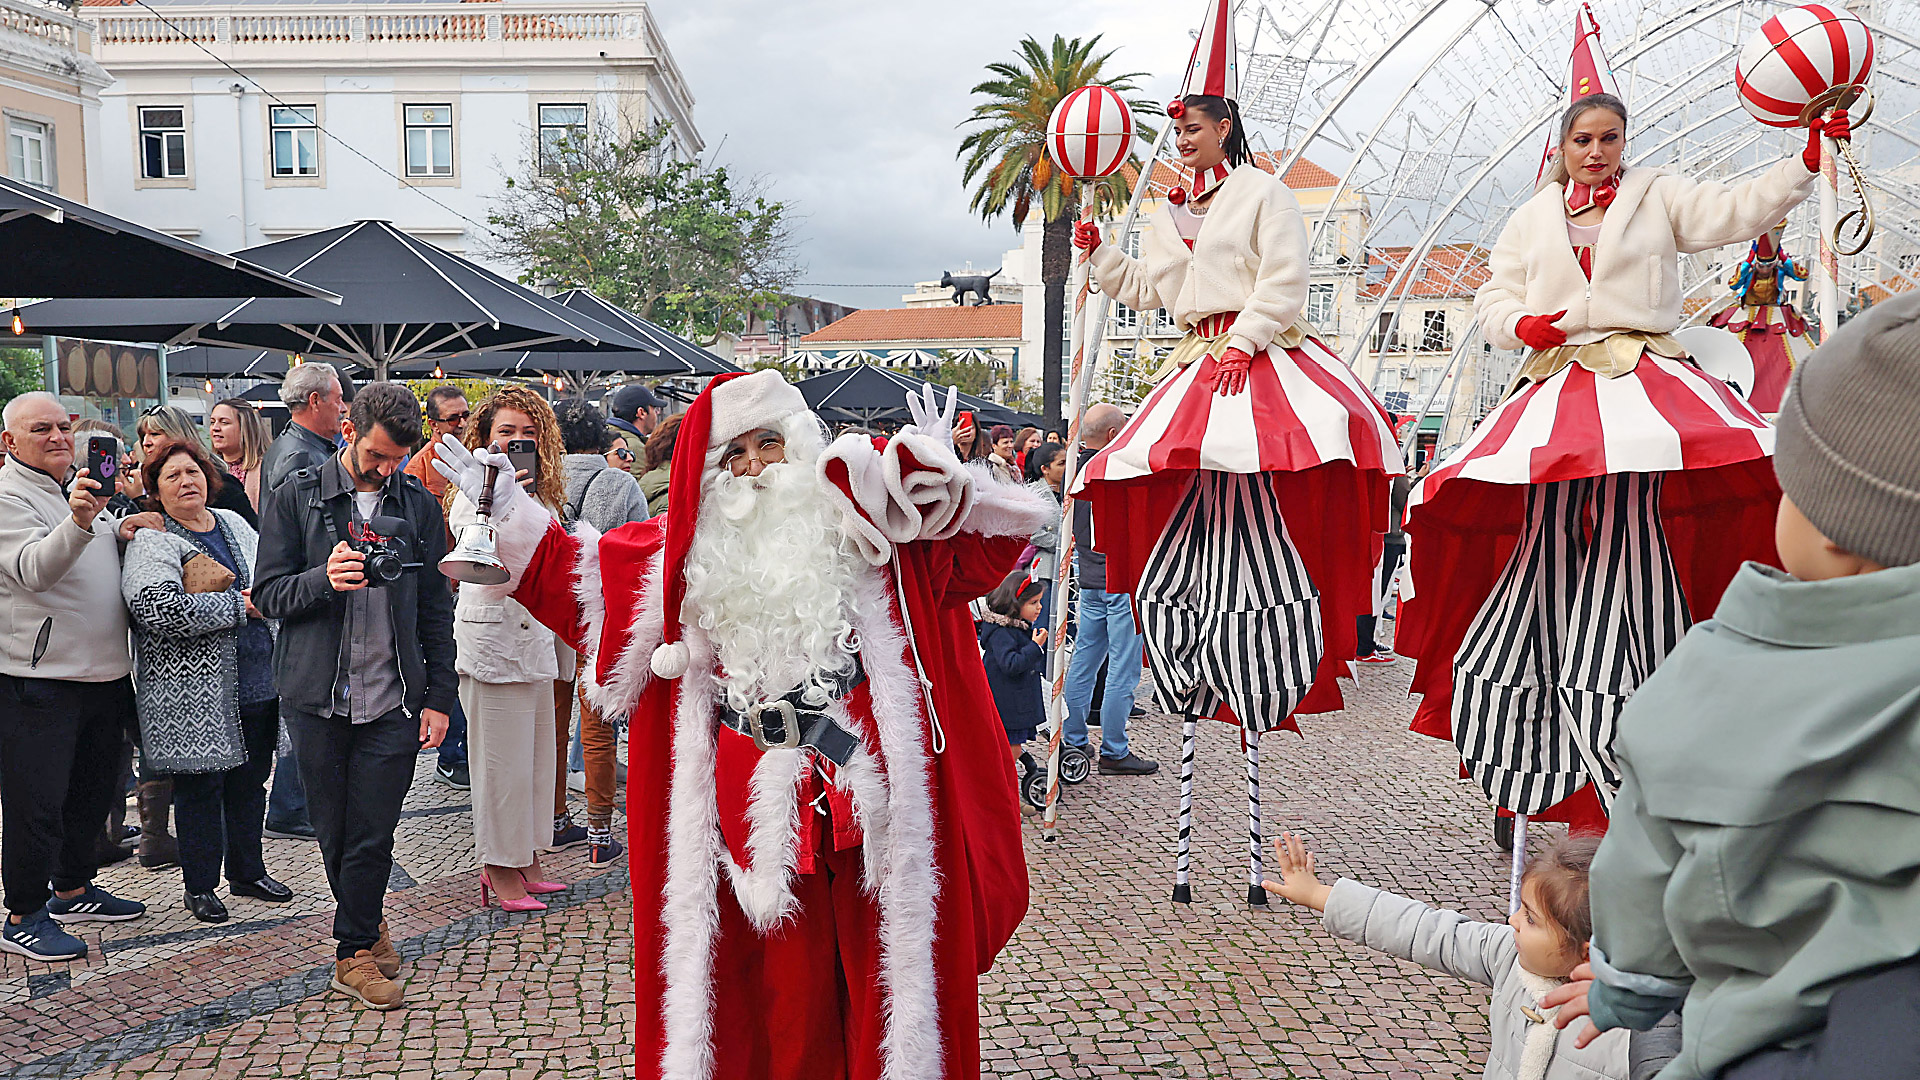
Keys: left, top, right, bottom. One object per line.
{"left": 259, "top": 361, "right": 350, "bottom": 840}
{"left": 253, "top": 381, "right": 453, "bottom": 1010}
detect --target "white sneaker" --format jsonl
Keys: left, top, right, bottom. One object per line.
{"left": 566, "top": 771, "right": 586, "bottom": 793}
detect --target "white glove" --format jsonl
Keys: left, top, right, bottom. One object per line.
{"left": 430, "top": 434, "right": 528, "bottom": 521}
{"left": 904, "top": 383, "right": 958, "bottom": 448}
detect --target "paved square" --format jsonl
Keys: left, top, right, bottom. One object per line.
{"left": 3, "top": 645, "right": 1537, "bottom": 1079}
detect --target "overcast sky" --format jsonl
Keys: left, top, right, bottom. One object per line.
{"left": 650, "top": 2, "right": 1200, "bottom": 311}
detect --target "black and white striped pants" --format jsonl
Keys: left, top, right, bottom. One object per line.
{"left": 1137, "top": 471, "right": 1322, "bottom": 733}
{"left": 1451, "top": 474, "right": 1691, "bottom": 814}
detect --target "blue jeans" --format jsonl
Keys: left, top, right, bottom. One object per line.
{"left": 1063, "top": 588, "right": 1143, "bottom": 760}
{"left": 438, "top": 696, "right": 468, "bottom": 769}
{"left": 265, "top": 704, "right": 307, "bottom": 830}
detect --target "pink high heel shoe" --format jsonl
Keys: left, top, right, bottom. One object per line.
{"left": 479, "top": 869, "right": 546, "bottom": 912}
{"left": 516, "top": 868, "right": 567, "bottom": 896}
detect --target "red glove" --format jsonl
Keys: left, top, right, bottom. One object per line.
{"left": 1213, "top": 347, "right": 1253, "bottom": 396}
{"left": 1515, "top": 310, "right": 1569, "bottom": 351}
{"left": 1072, "top": 221, "right": 1102, "bottom": 253}
{"left": 1805, "top": 109, "right": 1850, "bottom": 173}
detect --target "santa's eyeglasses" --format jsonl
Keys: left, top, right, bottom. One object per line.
{"left": 721, "top": 429, "right": 787, "bottom": 476}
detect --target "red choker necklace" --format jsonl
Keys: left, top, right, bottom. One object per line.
{"left": 1566, "top": 171, "right": 1620, "bottom": 217}
{"left": 1167, "top": 162, "right": 1232, "bottom": 207}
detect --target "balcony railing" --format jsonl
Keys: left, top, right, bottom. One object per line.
{"left": 94, "top": 3, "right": 648, "bottom": 49}
{"left": 0, "top": 0, "right": 78, "bottom": 49}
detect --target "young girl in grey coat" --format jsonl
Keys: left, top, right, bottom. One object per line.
{"left": 1264, "top": 833, "right": 1627, "bottom": 1080}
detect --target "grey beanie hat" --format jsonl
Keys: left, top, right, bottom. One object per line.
{"left": 1773, "top": 291, "right": 1920, "bottom": 567}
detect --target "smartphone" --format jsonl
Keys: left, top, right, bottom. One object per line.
{"left": 84, "top": 435, "right": 118, "bottom": 495}
{"left": 505, "top": 439, "right": 538, "bottom": 487}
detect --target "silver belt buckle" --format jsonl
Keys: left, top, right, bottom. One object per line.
{"left": 746, "top": 700, "right": 802, "bottom": 752}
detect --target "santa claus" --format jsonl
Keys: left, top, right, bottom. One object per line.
{"left": 432, "top": 370, "right": 1047, "bottom": 1080}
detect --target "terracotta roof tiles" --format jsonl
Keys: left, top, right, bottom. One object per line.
{"left": 800, "top": 305, "right": 1024, "bottom": 345}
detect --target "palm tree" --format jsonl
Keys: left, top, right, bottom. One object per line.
{"left": 959, "top": 35, "right": 1155, "bottom": 425}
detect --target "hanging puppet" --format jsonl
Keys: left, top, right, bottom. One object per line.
{"left": 432, "top": 371, "right": 1049, "bottom": 1080}
{"left": 1396, "top": 93, "right": 1842, "bottom": 860}
{"left": 1707, "top": 220, "right": 1815, "bottom": 413}
{"left": 1071, "top": 0, "right": 1403, "bottom": 907}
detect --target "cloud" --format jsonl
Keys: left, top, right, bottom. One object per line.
{"left": 651, "top": 1, "right": 1193, "bottom": 310}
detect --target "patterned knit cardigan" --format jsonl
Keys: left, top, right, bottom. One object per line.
{"left": 121, "top": 510, "right": 270, "bottom": 774}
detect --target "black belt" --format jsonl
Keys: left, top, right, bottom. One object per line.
{"left": 718, "top": 656, "right": 866, "bottom": 766}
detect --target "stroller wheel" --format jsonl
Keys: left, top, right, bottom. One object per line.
{"left": 1493, "top": 814, "right": 1514, "bottom": 853}
{"left": 1059, "top": 744, "right": 1092, "bottom": 785}
{"left": 1019, "top": 756, "right": 1048, "bottom": 809}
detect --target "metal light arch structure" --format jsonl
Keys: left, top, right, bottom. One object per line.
{"left": 1206, "top": 0, "right": 1920, "bottom": 452}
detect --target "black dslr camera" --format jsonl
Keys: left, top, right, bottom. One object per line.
{"left": 347, "top": 517, "right": 422, "bottom": 585}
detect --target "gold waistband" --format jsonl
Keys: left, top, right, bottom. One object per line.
{"left": 1152, "top": 320, "right": 1314, "bottom": 383}
{"left": 1514, "top": 330, "right": 1685, "bottom": 387}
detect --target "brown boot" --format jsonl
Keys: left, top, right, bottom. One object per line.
{"left": 370, "top": 919, "right": 401, "bottom": 979}
{"left": 137, "top": 779, "right": 179, "bottom": 870}
{"left": 331, "top": 950, "right": 404, "bottom": 1010}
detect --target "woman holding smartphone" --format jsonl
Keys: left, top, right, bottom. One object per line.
{"left": 444, "top": 388, "right": 570, "bottom": 910}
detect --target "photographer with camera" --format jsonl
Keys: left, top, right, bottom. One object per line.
{"left": 252, "top": 382, "right": 454, "bottom": 1010}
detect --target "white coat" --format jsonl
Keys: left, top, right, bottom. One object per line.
{"left": 1477, "top": 158, "right": 1815, "bottom": 350}
{"left": 449, "top": 490, "right": 558, "bottom": 684}
{"left": 1324, "top": 879, "right": 1629, "bottom": 1080}
{"left": 1089, "top": 161, "right": 1309, "bottom": 359}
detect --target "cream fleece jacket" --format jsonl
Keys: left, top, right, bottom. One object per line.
{"left": 0, "top": 457, "right": 133, "bottom": 681}
{"left": 1088, "top": 162, "right": 1309, "bottom": 358}
{"left": 1477, "top": 158, "right": 1816, "bottom": 350}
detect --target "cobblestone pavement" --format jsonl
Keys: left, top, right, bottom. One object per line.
{"left": 5, "top": 630, "right": 1548, "bottom": 1079}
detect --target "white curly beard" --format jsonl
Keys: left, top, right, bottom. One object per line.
{"left": 681, "top": 424, "right": 864, "bottom": 714}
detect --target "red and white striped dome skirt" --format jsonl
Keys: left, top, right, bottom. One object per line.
{"left": 1081, "top": 317, "right": 1402, "bottom": 484}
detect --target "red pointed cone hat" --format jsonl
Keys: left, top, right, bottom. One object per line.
{"left": 1178, "top": 0, "right": 1239, "bottom": 101}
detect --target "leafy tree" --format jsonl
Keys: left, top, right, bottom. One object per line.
{"left": 0, "top": 347, "right": 46, "bottom": 407}
{"left": 959, "top": 35, "right": 1154, "bottom": 425}
{"left": 486, "top": 124, "right": 799, "bottom": 346}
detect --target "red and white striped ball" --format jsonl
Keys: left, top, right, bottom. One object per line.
{"left": 1735, "top": 4, "right": 1874, "bottom": 128}
{"left": 1046, "top": 86, "right": 1135, "bottom": 179}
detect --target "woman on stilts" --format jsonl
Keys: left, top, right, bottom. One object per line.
{"left": 1397, "top": 92, "right": 1841, "bottom": 872}
{"left": 1072, "top": 0, "right": 1403, "bottom": 907}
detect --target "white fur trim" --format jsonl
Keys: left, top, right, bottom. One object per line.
{"left": 650, "top": 642, "right": 690, "bottom": 680}
{"left": 819, "top": 432, "right": 908, "bottom": 565}
{"left": 707, "top": 369, "right": 809, "bottom": 450}
{"left": 650, "top": 563, "right": 944, "bottom": 1080}
{"left": 845, "top": 566, "right": 944, "bottom": 1080}
{"left": 579, "top": 545, "right": 667, "bottom": 721}
{"left": 960, "top": 463, "right": 1055, "bottom": 538}
{"left": 657, "top": 625, "right": 722, "bottom": 1080}
{"left": 718, "top": 747, "right": 807, "bottom": 931}
{"left": 883, "top": 429, "right": 975, "bottom": 541}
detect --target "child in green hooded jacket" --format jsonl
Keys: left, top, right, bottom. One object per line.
{"left": 1543, "top": 292, "right": 1920, "bottom": 1080}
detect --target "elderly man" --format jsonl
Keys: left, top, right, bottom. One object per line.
{"left": 258, "top": 361, "right": 349, "bottom": 840}
{"left": 0, "top": 392, "right": 157, "bottom": 962}
{"left": 262, "top": 362, "right": 347, "bottom": 491}
{"left": 1063, "top": 403, "right": 1157, "bottom": 777}
{"left": 434, "top": 370, "right": 1044, "bottom": 1080}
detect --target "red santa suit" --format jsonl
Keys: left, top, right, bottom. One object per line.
{"left": 457, "top": 371, "right": 1050, "bottom": 1080}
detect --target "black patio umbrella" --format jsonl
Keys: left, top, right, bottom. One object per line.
{"left": 162, "top": 345, "right": 290, "bottom": 379}
{"left": 12, "top": 221, "right": 656, "bottom": 379}
{"left": 793, "top": 366, "right": 1027, "bottom": 429}
{"left": 549, "top": 289, "right": 740, "bottom": 376}
{"left": 0, "top": 174, "right": 338, "bottom": 301}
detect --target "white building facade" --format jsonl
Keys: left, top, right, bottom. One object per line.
{"left": 82, "top": 0, "right": 699, "bottom": 272}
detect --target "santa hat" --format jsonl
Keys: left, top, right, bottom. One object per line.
{"left": 1177, "top": 0, "right": 1239, "bottom": 102}
{"left": 648, "top": 369, "right": 811, "bottom": 680}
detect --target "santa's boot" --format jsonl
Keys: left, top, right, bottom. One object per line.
{"left": 138, "top": 778, "right": 180, "bottom": 871}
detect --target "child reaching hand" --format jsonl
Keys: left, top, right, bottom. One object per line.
{"left": 1264, "top": 832, "right": 1628, "bottom": 1080}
